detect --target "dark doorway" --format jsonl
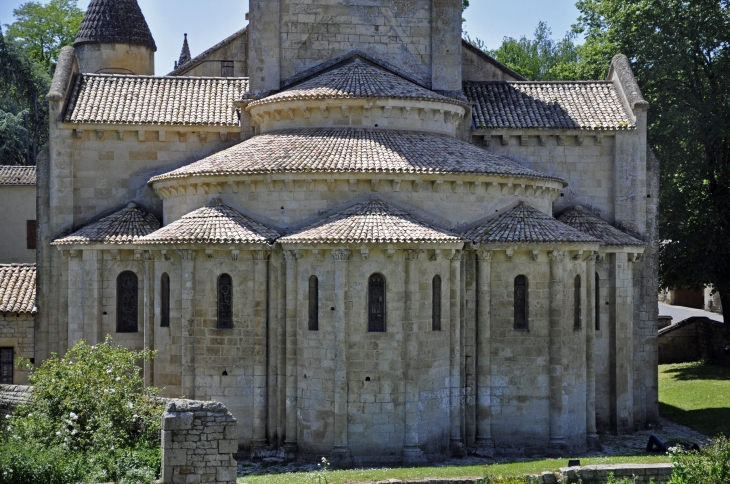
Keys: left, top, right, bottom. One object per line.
{"left": 0, "top": 348, "right": 14, "bottom": 384}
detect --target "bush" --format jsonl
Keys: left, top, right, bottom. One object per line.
{"left": 1, "top": 337, "right": 164, "bottom": 484}
{"left": 669, "top": 435, "right": 730, "bottom": 484}
{"left": 0, "top": 440, "right": 88, "bottom": 484}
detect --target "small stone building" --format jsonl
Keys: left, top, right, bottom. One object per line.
{"left": 35, "top": 0, "right": 659, "bottom": 464}
{"left": 0, "top": 166, "right": 36, "bottom": 265}
{"left": 0, "top": 264, "right": 36, "bottom": 384}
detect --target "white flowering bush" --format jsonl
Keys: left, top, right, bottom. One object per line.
{"left": 1, "top": 336, "right": 164, "bottom": 483}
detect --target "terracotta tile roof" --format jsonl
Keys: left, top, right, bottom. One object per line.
{"left": 169, "top": 28, "right": 247, "bottom": 77}
{"left": 148, "top": 128, "right": 564, "bottom": 183}
{"left": 64, "top": 74, "right": 248, "bottom": 126}
{"left": 74, "top": 0, "right": 156, "bottom": 50}
{"left": 557, "top": 206, "right": 644, "bottom": 246}
{"left": 0, "top": 264, "right": 36, "bottom": 314}
{"left": 280, "top": 198, "right": 463, "bottom": 244}
{"left": 52, "top": 203, "right": 160, "bottom": 245}
{"left": 0, "top": 166, "right": 35, "bottom": 186}
{"left": 464, "top": 81, "right": 635, "bottom": 131}
{"left": 464, "top": 202, "right": 601, "bottom": 244}
{"left": 248, "top": 57, "right": 466, "bottom": 109}
{"left": 139, "top": 199, "right": 280, "bottom": 245}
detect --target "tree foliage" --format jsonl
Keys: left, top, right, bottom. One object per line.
{"left": 4, "top": 0, "right": 84, "bottom": 75}
{"left": 574, "top": 0, "right": 730, "bottom": 321}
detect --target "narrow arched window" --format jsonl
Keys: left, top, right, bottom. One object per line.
{"left": 161, "top": 273, "right": 170, "bottom": 328}
{"left": 217, "top": 274, "right": 233, "bottom": 329}
{"left": 309, "top": 275, "right": 319, "bottom": 331}
{"left": 432, "top": 275, "right": 442, "bottom": 331}
{"left": 117, "top": 271, "right": 139, "bottom": 333}
{"left": 368, "top": 274, "right": 386, "bottom": 332}
{"left": 595, "top": 272, "right": 600, "bottom": 330}
{"left": 574, "top": 275, "right": 582, "bottom": 329}
{"left": 514, "top": 275, "right": 528, "bottom": 330}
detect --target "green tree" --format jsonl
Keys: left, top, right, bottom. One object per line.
{"left": 4, "top": 0, "right": 84, "bottom": 75}
{"left": 574, "top": 0, "right": 730, "bottom": 321}
{"left": 0, "top": 30, "right": 49, "bottom": 165}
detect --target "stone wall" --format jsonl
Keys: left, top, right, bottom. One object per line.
{"left": 560, "top": 463, "right": 673, "bottom": 484}
{"left": 659, "top": 317, "right": 730, "bottom": 365}
{"left": 75, "top": 43, "right": 155, "bottom": 75}
{"left": 173, "top": 29, "right": 248, "bottom": 78}
{"left": 0, "top": 185, "right": 36, "bottom": 264}
{"left": 0, "top": 314, "right": 35, "bottom": 384}
{"left": 0, "top": 384, "right": 33, "bottom": 416}
{"left": 161, "top": 399, "right": 238, "bottom": 484}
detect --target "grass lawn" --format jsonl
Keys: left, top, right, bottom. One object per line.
{"left": 238, "top": 455, "right": 671, "bottom": 483}
{"left": 659, "top": 361, "right": 730, "bottom": 437}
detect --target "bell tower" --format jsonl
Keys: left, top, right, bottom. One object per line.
{"left": 73, "top": 0, "right": 156, "bottom": 75}
{"left": 248, "top": 0, "right": 462, "bottom": 93}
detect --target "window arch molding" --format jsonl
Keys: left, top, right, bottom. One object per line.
{"left": 368, "top": 273, "right": 386, "bottom": 332}
{"left": 217, "top": 273, "right": 233, "bottom": 329}
{"left": 117, "top": 270, "right": 139, "bottom": 333}
{"left": 514, "top": 275, "right": 528, "bottom": 330}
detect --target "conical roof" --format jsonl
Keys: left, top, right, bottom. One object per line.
{"left": 74, "top": 0, "right": 156, "bottom": 51}
{"left": 52, "top": 203, "right": 160, "bottom": 245}
{"left": 557, "top": 206, "right": 644, "bottom": 246}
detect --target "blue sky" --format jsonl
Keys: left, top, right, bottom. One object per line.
{"left": 1, "top": 0, "right": 582, "bottom": 75}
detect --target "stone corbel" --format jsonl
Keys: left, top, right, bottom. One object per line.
{"left": 402, "top": 107, "right": 412, "bottom": 119}
{"left": 320, "top": 105, "right": 329, "bottom": 118}
{"left": 198, "top": 131, "right": 208, "bottom": 142}
{"left": 96, "top": 129, "right": 104, "bottom": 141}
{"left": 327, "top": 179, "right": 336, "bottom": 191}
{"left": 628, "top": 253, "right": 638, "bottom": 262}
{"left": 311, "top": 249, "right": 324, "bottom": 262}
{"left": 383, "top": 106, "right": 392, "bottom": 118}
{"left": 228, "top": 181, "right": 239, "bottom": 193}
{"left": 573, "top": 250, "right": 584, "bottom": 261}
{"left": 420, "top": 108, "right": 430, "bottom": 120}
{"left": 305, "top": 179, "right": 313, "bottom": 191}
{"left": 502, "top": 183, "right": 514, "bottom": 195}
{"left": 74, "top": 129, "right": 84, "bottom": 139}
{"left": 515, "top": 184, "right": 526, "bottom": 196}
{"left": 63, "top": 249, "right": 80, "bottom": 260}
{"left": 595, "top": 133, "right": 603, "bottom": 145}
{"left": 220, "top": 132, "right": 228, "bottom": 142}
{"left": 595, "top": 252, "right": 605, "bottom": 264}
{"left": 349, "top": 179, "right": 357, "bottom": 191}
{"left": 161, "top": 250, "right": 172, "bottom": 261}
{"left": 531, "top": 250, "right": 540, "bottom": 261}
{"left": 370, "top": 179, "right": 380, "bottom": 192}
{"left": 231, "top": 250, "right": 239, "bottom": 261}
{"left": 386, "top": 245, "right": 396, "bottom": 260}
{"left": 138, "top": 130, "right": 146, "bottom": 142}
{"left": 341, "top": 105, "right": 350, "bottom": 118}
{"left": 437, "top": 109, "right": 444, "bottom": 121}
{"left": 363, "top": 104, "right": 371, "bottom": 117}
{"left": 360, "top": 246, "right": 369, "bottom": 261}
{"left": 283, "top": 250, "right": 301, "bottom": 261}
{"left": 539, "top": 135, "right": 547, "bottom": 146}
{"left": 557, "top": 135, "right": 566, "bottom": 146}
{"left": 501, "top": 135, "right": 510, "bottom": 146}
{"left": 392, "top": 179, "right": 401, "bottom": 192}
{"left": 110, "top": 249, "right": 120, "bottom": 260}
{"left": 470, "top": 181, "right": 481, "bottom": 194}
{"left": 201, "top": 183, "right": 210, "bottom": 194}
{"left": 262, "top": 113, "right": 270, "bottom": 124}
{"left": 505, "top": 248, "right": 514, "bottom": 261}
{"left": 134, "top": 250, "right": 143, "bottom": 261}
{"left": 520, "top": 134, "right": 528, "bottom": 146}
{"left": 451, "top": 180, "right": 463, "bottom": 193}
{"left": 117, "top": 130, "right": 125, "bottom": 141}
{"left": 483, "top": 135, "right": 492, "bottom": 147}
{"left": 158, "top": 130, "right": 165, "bottom": 142}
{"left": 576, "top": 135, "right": 585, "bottom": 146}
{"left": 412, "top": 179, "right": 422, "bottom": 192}
{"left": 245, "top": 180, "right": 254, "bottom": 192}
{"left": 176, "top": 183, "right": 186, "bottom": 195}
{"left": 300, "top": 107, "right": 310, "bottom": 119}
{"left": 447, "top": 249, "right": 462, "bottom": 261}
{"left": 264, "top": 179, "right": 273, "bottom": 192}
{"left": 286, "top": 109, "right": 294, "bottom": 120}
{"left": 433, "top": 180, "right": 443, "bottom": 193}
{"left": 206, "top": 249, "right": 215, "bottom": 260}
{"left": 157, "top": 187, "right": 171, "bottom": 199}
{"left": 487, "top": 181, "right": 499, "bottom": 195}
{"left": 430, "top": 249, "right": 442, "bottom": 261}
{"left": 179, "top": 131, "right": 187, "bottom": 142}
{"left": 535, "top": 187, "right": 544, "bottom": 198}
{"left": 285, "top": 180, "right": 294, "bottom": 192}
{"left": 272, "top": 110, "right": 281, "bottom": 121}
{"left": 168, "top": 185, "right": 178, "bottom": 197}
{"left": 526, "top": 185, "right": 536, "bottom": 197}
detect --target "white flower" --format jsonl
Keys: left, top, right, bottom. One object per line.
{"left": 56, "top": 431, "right": 61, "bottom": 436}
{"left": 115, "top": 376, "right": 121, "bottom": 381}
{"left": 70, "top": 412, "right": 78, "bottom": 420}
{"left": 71, "top": 429, "right": 78, "bottom": 435}
{"left": 4, "top": 415, "right": 9, "bottom": 419}
{"left": 127, "top": 402, "right": 133, "bottom": 409}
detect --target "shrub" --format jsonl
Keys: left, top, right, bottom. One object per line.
{"left": 669, "top": 435, "right": 730, "bottom": 484}
{"left": 1, "top": 336, "right": 165, "bottom": 484}
{"left": 0, "top": 440, "right": 88, "bottom": 484}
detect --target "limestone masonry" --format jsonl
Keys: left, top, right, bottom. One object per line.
{"left": 25, "top": 0, "right": 659, "bottom": 465}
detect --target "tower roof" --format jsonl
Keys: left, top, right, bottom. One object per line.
{"left": 74, "top": 0, "right": 157, "bottom": 51}
{"left": 176, "top": 33, "right": 191, "bottom": 69}
{"left": 52, "top": 203, "right": 160, "bottom": 245}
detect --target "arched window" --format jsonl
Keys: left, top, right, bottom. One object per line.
{"left": 514, "top": 275, "right": 528, "bottom": 330}
{"left": 217, "top": 274, "right": 233, "bottom": 329}
{"left": 368, "top": 274, "right": 386, "bottom": 332}
{"left": 161, "top": 273, "right": 170, "bottom": 328}
{"left": 595, "top": 272, "right": 600, "bottom": 330}
{"left": 574, "top": 275, "right": 582, "bottom": 329}
{"left": 432, "top": 275, "right": 442, "bottom": 331}
{"left": 117, "top": 271, "right": 139, "bottom": 333}
{"left": 309, "top": 275, "right": 319, "bottom": 331}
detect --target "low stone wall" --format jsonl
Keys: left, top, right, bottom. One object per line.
{"left": 0, "top": 384, "right": 33, "bottom": 415}
{"left": 560, "top": 463, "right": 673, "bottom": 483}
{"left": 161, "top": 399, "right": 238, "bottom": 484}
{"left": 659, "top": 317, "right": 730, "bottom": 365}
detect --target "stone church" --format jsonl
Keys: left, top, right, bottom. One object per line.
{"left": 32, "top": 0, "right": 659, "bottom": 464}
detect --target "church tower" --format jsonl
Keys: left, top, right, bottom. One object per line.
{"left": 248, "top": 0, "right": 462, "bottom": 93}
{"left": 73, "top": 0, "right": 156, "bottom": 75}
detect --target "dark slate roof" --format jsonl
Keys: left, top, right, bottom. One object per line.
{"left": 280, "top": 198, "right": 463, "bottom": 244}
{"left": 464, "top": 81, "right": 635, "bottom": 131}
{"left": 464, "top": 202, "right": 601, "bottom": 244}
{"left": 168, "top": 27, "right": 248, "bottom": 77}
{"left": 176, "top": 34, "right": 192, "bottom": 69}
{"left": 139, "top": 199, "right": 280, "bottom": 245}
{"left": 63, "top": 74, "right": 248, "bottom": 126}
{"left": 52, "top": 203, "right": 160, "bottom": 245}
{"left": 0, "top": 264, "right": 36, "bottom": 314}
{"left": 74, "top": 0, "right": 156, "bottom": 51}
{"left": 0, "top": 166, "right": 35, "bottom": 186}
{"left": 149, "top": 128, "right": 565, "bottom": 183}
{"left": 557, "top": 206, "right": 644, "bottom": 246}
{"left": 248, "top": 57, "right": 466, "bottom": 109}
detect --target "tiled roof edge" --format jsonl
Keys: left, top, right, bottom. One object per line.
{"left": 47, "top": 47, "right": 77, "bottom": 102}
{"left": 168, "top": 27, "right": 248, "bottom": 77}
{"left": 461, "top": 40, "right": 527, "bottom": 81}
{"left": 280, "top": 49, "right": 429, "bottom": 90}
{"left": 69, "top": 72, "right": 249, "bottom": 82}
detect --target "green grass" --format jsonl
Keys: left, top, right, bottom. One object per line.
{"left": 659, "top": 361, "right": 730, "bottom": 437}
{"left": 237, "top": 455, "right": 671, "bottom": 483}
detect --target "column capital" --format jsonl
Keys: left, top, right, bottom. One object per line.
{"left": 447, "top": 249, "right": 463, "bottom": 261}
{"left": 252, "top": 250, "right": 270, "bottom": 261}
{"left": 476, "top": 248, "right": 493, "bottom": 261}
{"left": 178, "top": 249, "right": 196, "bottom": 261}
{"left": 548, "top": 250, "right": 567, "bottom": 262}
{"left": 405, "top": 249, "right": 424, "bottom": 261}
{"left": 283, "top": 249, "right": 300, "bottom": 261}
{"left": 332, "top": 249, "right": 351, "bottom": 262}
